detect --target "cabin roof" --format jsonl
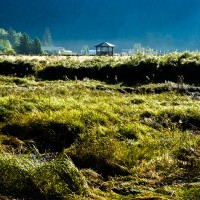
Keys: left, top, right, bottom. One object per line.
{"left": 95, "top": 42, "right": 115, "bottom": 48}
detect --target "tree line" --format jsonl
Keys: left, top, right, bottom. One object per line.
{"left": 0, "top": 27, "right": 52, "bottom": 55}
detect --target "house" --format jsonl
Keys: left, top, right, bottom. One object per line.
{"left": 88, "top": 50, "right": 96, "bottom": 55}
{"left": 81, "top": 49, "right": 96, "bottom": 55}
{"left": 121, "top": 49, "right": 134, "bottom": 55}
{"left": 95, "top": 42, "right": 115, "bottom": 56}
{"left": 42, "top": 46, "right": 74, "bottom": 55}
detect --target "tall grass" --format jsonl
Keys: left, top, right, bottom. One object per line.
{"left": 0, "top": 57, "right": 200, "bottom": 199}
{"left": 1, "top": 52, "right": 200, "bottom": 84}
{"left": 0, "top": 153, "right": 88, "bottom": 199}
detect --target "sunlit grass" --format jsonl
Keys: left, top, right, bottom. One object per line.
{"left": 0, "top": 67, "right": 200, "bottom": 199}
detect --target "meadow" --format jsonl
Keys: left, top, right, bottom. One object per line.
{"left": 1, "top": 53, "right": 200, "bottom": 199}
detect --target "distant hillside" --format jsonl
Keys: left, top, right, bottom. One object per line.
{"left": 0, "top": 0, "right": 200, "bottom": 51}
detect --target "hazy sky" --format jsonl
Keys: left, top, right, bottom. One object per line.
{"left": 0, "top": 0, "right": 200, "bottom": 51}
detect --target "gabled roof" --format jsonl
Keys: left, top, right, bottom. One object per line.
{"left": 95, "top": 42, "right": 115, "bottom": 47}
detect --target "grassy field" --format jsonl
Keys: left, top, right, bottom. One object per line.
{"left": 1, "top": 54, "right": 200, "bottom": 199}
{"left": 1, "top": 52, "right": 200, "bottom": 85}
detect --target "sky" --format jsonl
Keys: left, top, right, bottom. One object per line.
{"left": 0, "top": 0, "right": 200, "bottom": 52}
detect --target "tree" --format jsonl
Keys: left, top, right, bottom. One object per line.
{"left": 43, "top": 27, "right": 53, "bottom": 47}
{"left": 82, "top": 45, "right": 89, "bottom": 55}
{"left": 17, "top": 33, "right": 31, "bottom": 54}
{"left": 133, "top": 43, "right": 155, "bottom": 54}
{"left": 0, "top": 40, "right": 6, "bottom": 52}
{"left": 0, "top": 44, "right": 5, "bottom": 52}
{"left": 133, "top": 43, "right": 145, "bottom": 53}
{"left": 3, "top": 40, "right": 12, "bottom": 50}
{"left": 0, "top": 39, "right": 15, "bottom": 54}
{"left": 31, "top": 38, "right": 43, "bottom": 55}
{"left": 4, "top": 48, "right": 16, "bottom": 55}
{"left": 7, "top": 27, "right": 22, "bottom": 49}
{"left": 0, "top": 28, "right": 8, "bottom": 40}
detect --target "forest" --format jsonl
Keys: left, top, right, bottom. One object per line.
{"left": 0, "top": 27, "right": 43, "bottom": 55}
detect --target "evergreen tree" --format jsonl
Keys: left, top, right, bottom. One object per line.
{"left": 0, "top": 44, "right": 5, "bottom": 52}
{"left": 0, "top": 28, "right": 8, "bottom": 40}
{"left": 31, "top": 38, "right": 43, "bottom": 55}
{"left": 17, "top": 33, "right": 31, "bottom": 54}
{"left": 133, "top": 43, "right": 145, "bottom": 53}
{"left": 0, "top": 39, "right": 15, "bottom": 54}
{"left": 0, "top": 40, "right": 6, "bottom": 52}
{"left": 7, "top": 27, "right": 22, "bottom": 49}
{"left": 43, "top": 27, "right": 53, "bottom": 47}
{"left": 82, "top": 45, "right": 89, "bottom": 55}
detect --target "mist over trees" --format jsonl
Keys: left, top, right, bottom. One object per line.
{"left": 43, "top": 27, "right": 53, "bottom": 47}
{"left": 0, "top": 27, "right": 43, "bottom": 55}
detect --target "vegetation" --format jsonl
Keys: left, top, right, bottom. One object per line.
{"left": 43, "top": 27, "right": 53, "bottom": 48}
{"left": 0, "top": 27, "right": 43, "bottom": 55}
{"left": 0, "top": 53, "right": 200, "bottom": 199}
{"left": 1, "top": 51, "right": 200, "bottom": 84}
{"left": 0, "top": 39, "right": 15, "bottom": 55}
{"left": 17, "top": 34, "right": 43, "bottom": 55}
{"left": 0, "top": 27, "right": 22, "bottom": 53}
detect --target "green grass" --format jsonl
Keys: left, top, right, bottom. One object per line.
{"left": 1, "top": 52, "right": 200, "bottom": 84}
{"left": 0, "top": 153, "right": 88, "bottom": 199}
{"left": 1, "top": 54, "right": 200, "bottom": 199}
